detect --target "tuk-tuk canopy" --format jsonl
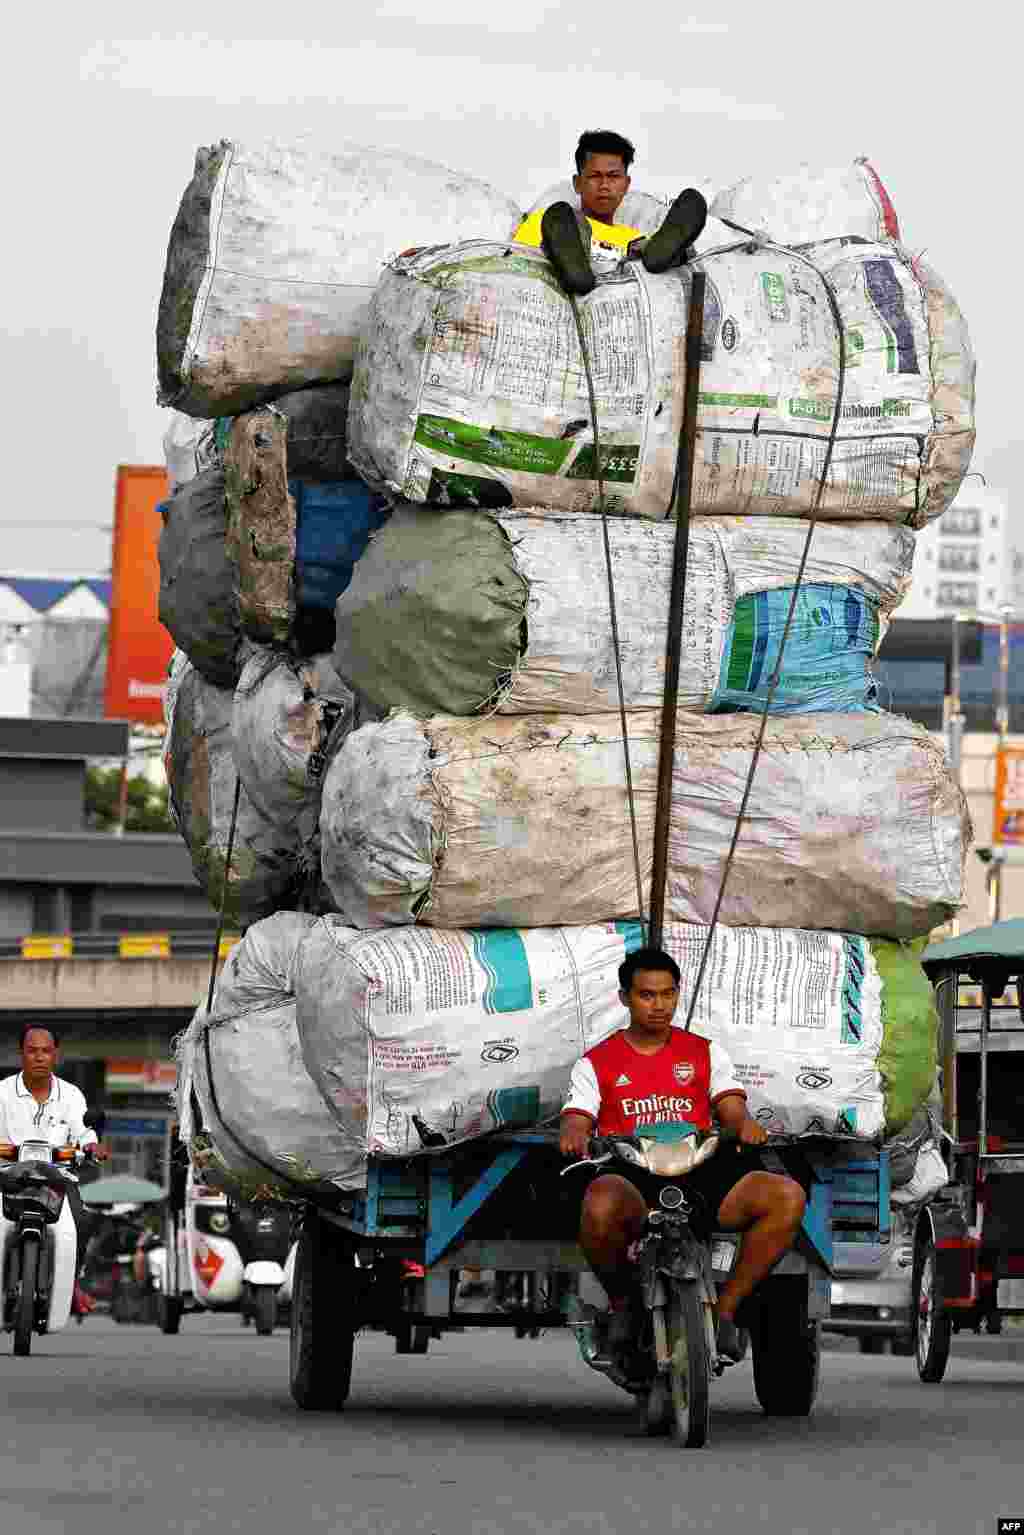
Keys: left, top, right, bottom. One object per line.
{"left": 922, "top": 918, "right": 1024, "bottom": 989}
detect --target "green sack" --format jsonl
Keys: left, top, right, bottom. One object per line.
{"left": 871, "top": 938, "right": 938, "bottom": 1135}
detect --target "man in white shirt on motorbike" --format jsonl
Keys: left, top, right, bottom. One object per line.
{"left": 0, "top": 1026, "right": 110, "bottom": 1231}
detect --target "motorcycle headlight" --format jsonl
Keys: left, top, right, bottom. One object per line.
{"left": 209, "top": 1211, "right": 230, "bottom": 1234}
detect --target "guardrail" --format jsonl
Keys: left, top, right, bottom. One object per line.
{"left": 0, "top": 933, "right": 241, "bottom": 961}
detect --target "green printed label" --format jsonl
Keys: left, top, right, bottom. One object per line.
{"left": 566, "top": 444, "right": 640, "bottom": 484}
{"left": 698, "top": 392, "right": 778, "bottom": 410}
{"left": 789, "top": 398, "right": 834, "bottom": 422}
{"left": 847, "top": 329, "right": 864, "bottom": 367}
{"left": 415, "top": 415, "right": 573, "bottom": 476}
{"left": 761, "top": 272, "right": 789, "bottom": 322}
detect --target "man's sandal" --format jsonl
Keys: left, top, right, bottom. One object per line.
{"left": 641, "top": 188, "right": 708, "bottom": 274}
{"left": 540, "top": 202, "right": 597, "bottom": 296}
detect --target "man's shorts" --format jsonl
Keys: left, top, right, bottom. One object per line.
{"left": 573, "top": 1144, "right": 766, "bottom": 1240}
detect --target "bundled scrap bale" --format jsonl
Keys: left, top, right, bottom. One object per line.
{"left": 348, "top": 241, "right": 690, "bottom": 518}
{"left": 293, "top": 917, "right": 938, "bottom": 1159}
{"left": 163, "top": 654, "right": 313, "bottom": 924}
{"left": 690, "top": 238, "right": 974, "bottom": 525}
{"left": 349, "top": 231, "right": 973, "bottom": 526}
{"left": 158, "top": 467, "right": 242, "bottom": 688}
{"left": 320, "top": 709, "right": 968, "bottom": 937}
{"left": 333, "top": 505, "right": 913, "bottom": 717}
{"left": 224, "top": 401, "right": 390, "bottom": 648}
{"left": 232, "top": 648, "right": 351, "bottom": 863}
{"left": 156, "top": 140, "right": 522, "bottom": 417}
{"left": 175, "top": 913, "right": 366, "bottom": 1197}
{"left": 711, "top": 158, "right": 904, "bottom": 248}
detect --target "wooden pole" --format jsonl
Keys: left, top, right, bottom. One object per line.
{"left": 649, "top": 270, "right": 706, "bottom": 950}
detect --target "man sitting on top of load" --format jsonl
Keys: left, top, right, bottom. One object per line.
{"left": 514, "top": 130, "right": 708, "bottom": 295}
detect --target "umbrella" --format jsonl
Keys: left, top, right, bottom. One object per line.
{"left": 81, "top": 1175, "right": 166, "bottom": 1207}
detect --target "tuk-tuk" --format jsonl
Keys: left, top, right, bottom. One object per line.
{"left": 912, "top": 918, "right": 1024, "bottom": 1380}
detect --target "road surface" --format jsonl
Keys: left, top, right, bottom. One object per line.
{"left": 1, "top": 1315, "right": 1022, "bottom": 1535}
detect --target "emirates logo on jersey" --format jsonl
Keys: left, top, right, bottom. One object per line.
{"left": 672, "top": 1062, "right": 695, "bottom": 1087}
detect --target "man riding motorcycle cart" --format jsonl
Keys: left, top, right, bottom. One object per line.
{"left": 560, "top": 947, "right": 806, "bottom": 1372}
{"left": 0, "top": 1026, "right": 110, "bottom": 1348}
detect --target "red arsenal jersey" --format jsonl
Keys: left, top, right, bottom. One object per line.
{"left": 563, "top": 1028, "right": 744, "bottom": 1139}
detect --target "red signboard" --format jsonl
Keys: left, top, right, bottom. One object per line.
{"left": 104, "top": 466, "right": 173, "bottom": 724}
{"left": 993, "top": 745, "right": 1024, "bottom": 846}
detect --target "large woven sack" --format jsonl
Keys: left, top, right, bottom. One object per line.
{"left": 175, "top": 913, "right": 366, "bottom": 1197}
{"left": 232, "top": 649, "right": 351, "bottom": 860}
{"left": 690, "top": 238, "right": 974, "bottom": 525}
{"left": 332, "top": 505, "right": 913, "bottom": 716}
{"left": 156, "top": 140, "right": 522, "bottom": 417}
{"left": 320, "top": 709, "right": 969, "bottom": 937}
{"left": 158, "top": 468, "right": 242, "bottom": 688}
{"left": 163, "top": 654, "right": 309, "bottom": 924}
{"left": 348, "top": 241, "right": 690, "bottom": 519}
{"left": 711, "top": 158, "right": 903, "bottom": 247}
{"left": 293, "top": 917, "right": 937, "bottom": 1158}
{"left": 349, "top": 236, "right": 973, "bottom": 526}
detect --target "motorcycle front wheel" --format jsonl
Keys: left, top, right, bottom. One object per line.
{"left": 13, "top": 1237, "right": 39, "bottom": 1357}
{"left": 666, "top": 1279, "right": 710, "bottom": 1448}
{"left": 254, "top": 1286, "right": 276, "bottom": 1337}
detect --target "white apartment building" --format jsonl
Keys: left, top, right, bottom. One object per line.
{"left": 901, "top": 485, "right": 1022, "bottom": 619}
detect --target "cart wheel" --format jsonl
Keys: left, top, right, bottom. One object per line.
{"left": 289, "top": 1215, "right": 356, "bottom": 1411}
{"left": 254, "top": 1286, "right": 276, "bottom": 1338}
{"left": 666, "top": 1280, "right": 711, "bottom": 1448}
{"left": 395, "top": 1323, "right": 430, "bottom": 1356}
{"left": 913, "top": 1242, "right": 952, "bottom": 1384}
{"left": 158, "top": 1295, "right": 183, "bottom": 1335}
{"left": 13, "top": 1238, "right": 39, "bottom": 1357}
{"left": 638, "top": 1373, "right": 672, "bottom": 1436}
{"left": 750, "top": 1279, "right": 820, "bottom": 1416}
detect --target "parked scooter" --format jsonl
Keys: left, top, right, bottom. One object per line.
{"left": 154, "top": 1168, "right": 293, "bottom": 1336}
{"left": 0, "top": 1138, "right": 95, "bottom": 1356}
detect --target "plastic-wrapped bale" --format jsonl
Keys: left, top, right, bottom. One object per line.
{"left": 347, "top": 241, "right": 690, "bottom": 518}
{"left": 158, "top": 467, "right": 242, "bottom": 688}
{"left": 350, "top": 237, "right": 973, "bottom": 527}
{"left": 691, "top": 238, "right": 974, "bottom": 525}
{"left": 320, "top": 709, "right": 969, "bottom": 937}
{"left": 163, "top": 410, "right": 219, "bottom": 494}
{"left": 156, "top": 140, "right": 522, "bottom": 418}
{"left": 175, "top": 913, "right": 366, "bottom": 1197}
{"left": 333, "top": 504, "right": 913, "bottom": 717}
{"left": 293, "top": 918, "right": 937, "bottom": 1157}
{"left": 163, "top": 653, "right": 309, "bottom": 924}
{"left": 232, "top": 648, "right": 352, "bottom": 878}
{"left": 224, "top": 403, "right": 391, "bottom": 648}
{"left": 711, "top": 158, "right": 903, "bottom": 248}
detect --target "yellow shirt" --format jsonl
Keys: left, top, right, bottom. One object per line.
{"left": 513, "top": 209, "right": 642, "bottom": 260}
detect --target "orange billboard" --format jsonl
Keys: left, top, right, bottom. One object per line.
{"left": 104, "top": 465, "right": 173, "bottom": 725}
{"left": 993, "top": 745, "right": 1024, "bottom": 847}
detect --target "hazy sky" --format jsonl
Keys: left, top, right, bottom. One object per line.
{"left": 2, "top": 2, "right": 1017, "bottom": 574}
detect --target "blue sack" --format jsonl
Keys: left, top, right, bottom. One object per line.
{"left": 291, "top": 479, "right": 391, "bottom": 614}
{"left": 712, "top": 583, "right": 881, "bottom": 714}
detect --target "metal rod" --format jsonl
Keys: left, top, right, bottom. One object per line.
{"left": 979, "top": 981, "right": 991, "bottom": 1158}
{"left": 997, "top": 607, "right": 1011, "bottom": 744}
{"left": 649, "top": 270, "right": 706, "bottom": 950}
{"left": 937, "top": 972, "right": 958, "bottom": 1144}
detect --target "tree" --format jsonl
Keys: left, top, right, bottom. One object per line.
{"left": 84, "top": 765, "right": 176, "bottom": 834}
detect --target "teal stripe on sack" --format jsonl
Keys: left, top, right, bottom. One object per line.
{"left": 841, "top": 937, "right": 866, "bottom": 1045}
{"left": 487, "top": 1085, "right": 541, "bottom": 1129}
{"left": 471, "top": 930, "right": 533, "bottom": 1015}
{"left": 614, "top": 921, "right": 646, "bottom": 956}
